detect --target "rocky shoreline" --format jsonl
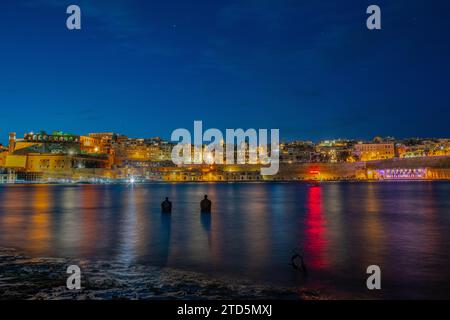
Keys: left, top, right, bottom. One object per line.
{"left": 0, "top": 248, "right": 324, "bottom": 300}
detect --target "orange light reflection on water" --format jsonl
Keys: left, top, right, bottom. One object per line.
{"left": 28, "top": 186, "right": 52, "bottom": 253}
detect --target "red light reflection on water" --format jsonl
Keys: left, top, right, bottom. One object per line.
{"left": 304, "top": 185, "right": 329, "bottom": 270}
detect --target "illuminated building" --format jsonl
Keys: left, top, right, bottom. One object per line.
{"left": 88, "top": 133, "right": 116, "bottom": 153}
{"left": 280, "top": 141, "right": 315, "bottom": 163}
{"left": 0, "top": 132, "right": 112, "bottom": 181}
{"left": 354, "top": 143, "right": 395, "bottom": 161}
{"left": 2, "top": 153, "right": 111, "bottom": 181}
{"left": 0, "top": 168, "right": 16, "bottom": 183}
{"left": 398, "top": 139, "right": 450, "bottom": 158}
{"left": 315, "top": 140, "right": 355, "bottom": 163}
{"left": 0, "top": 152, "right": 6, "bottom": 167}
{"left": 374, "top": 168, "right": 428, "bottom": 179}
{"left": 80, "top": 136, "right": 102, "bottom": 154}
{"left": 113, "top": 138, "right": 161, "bottom": 164}
{"left": 159, "top": 141, "right": 175, "bottom": 161}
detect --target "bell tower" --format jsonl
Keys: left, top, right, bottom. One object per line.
{"left": 8, "top": 132, "right": 16, "bottom": 153}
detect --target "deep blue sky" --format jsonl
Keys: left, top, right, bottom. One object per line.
{"left": 0, "top": 0, "right": 449, "bottom": 144}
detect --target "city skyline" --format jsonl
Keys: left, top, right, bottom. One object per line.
{"left": 1, "top": 0, "right": 449, "bottom": 144}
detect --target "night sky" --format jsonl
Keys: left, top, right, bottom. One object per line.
{"left": 0, "top": 0, "right": 449, "bottom": 144}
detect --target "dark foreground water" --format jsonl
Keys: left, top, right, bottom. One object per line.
{"left": 0, "top": 182, "right": 449, "bottom": 299}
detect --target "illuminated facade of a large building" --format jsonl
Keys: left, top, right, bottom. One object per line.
{"left": 1, "top": 132, "right": 112, "bottom": 181}
{"left": 354, "top": 143, "right": 395, "bottom": 161}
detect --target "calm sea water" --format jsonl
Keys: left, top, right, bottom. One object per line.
{"left": 0, "top": 182, "right": 449, "bottom": 299}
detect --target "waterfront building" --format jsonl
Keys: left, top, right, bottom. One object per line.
{"left": 113, "top": 138, "right": 161, "bottom": 164}
{"left": 1, "top": 152, "right": 111, "bottom": 181}
{"left": 0, "top": 132, "right": 113, "bottom": 181}
{"left": 316, "top": 140, "right": 355, "bottom": 163}
{"left": 159, "top": 141, "right": 175, "bottom": 161}
{"left": 280, "top": 141, "right": 314, "bottom": 163}
{"left": 80, "top": 135, "right": 103, "bottom": 154}
{"left": 0, "top": 167, "right": 16, "bottom": 183}
{"left": 398, "top": 138, "right": 450, "bottom": 158}
{"left": 354, "top": 142, "right": 395, "bottom": 161}
{"left": 88, "top": 132, "right": 117, "bottom": 153}
{"left": 0, "top": 151, "right": 7, "bottom": 167}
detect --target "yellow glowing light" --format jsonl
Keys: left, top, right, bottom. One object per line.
{"left": 204, "top": 152, "right": 213, "bottom": 163}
